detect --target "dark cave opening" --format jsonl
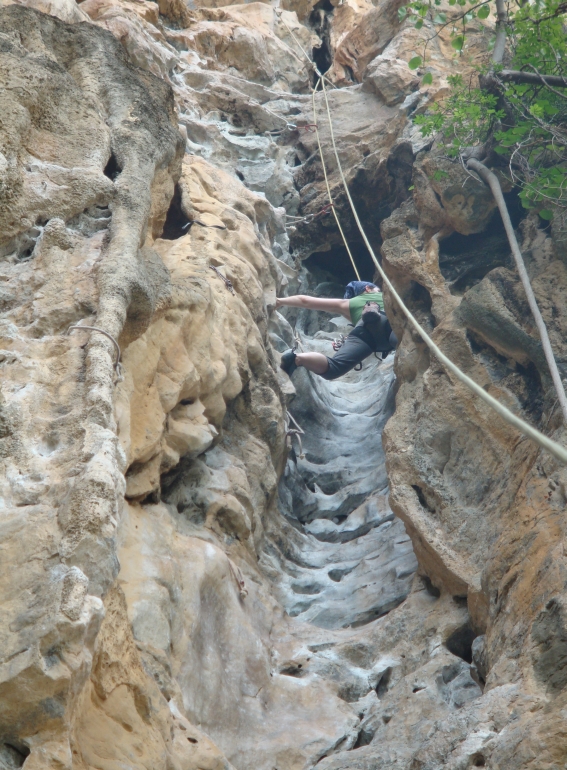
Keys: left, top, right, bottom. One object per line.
{"left": 161, "top": 184, "right": 191, "bottom": 239}
{"left": 1, "top": 742, "right": 30, "bottom": 768}
{"left": 445, "top": 623, "right": 477, "bottom": 664}
{"left": 466, "top": 330, "right": 545, "bottom": 423}
{"left": 438, "top": 190, "right": 524, "bottom": 294}
{"left": 304, "top": 240, "right": 379, "bottom": 287}
{"left": 103, "top": 152, "right": 122, "bottom": 181}
{"left": 309, "top": 0, "right": 334, "bottom": 76}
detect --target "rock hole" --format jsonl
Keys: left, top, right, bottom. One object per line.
{"left": 291, "top": 582, "right": 323, "bottom": 595}
{"left": 412, "top": 484, "right": 435, "bottom": 513}
{"left": 352, "top": 723, "right": 375, "bottom": 749}
{"left": 376, "top": 667, "right": 391, "bottom": 698}
{"left": 187, "top": 737, "right": 198, "bottom": 744}
{"left": 279, "top": 662, "right": 305, "bottom": 677}
{"left": 180, "top": 398, "right": 195, "bottom": 406}
{"left": 162, "top": 184, "right": 191, "bottom": 240}
{"left": 1, "top": 742, "right": 30, "bottom": 768}
{"left": 412, "top": 685, "right": 425, "bottom": 693}
{"left": 422, "top": 575, "right": 441, "bottom": 598}
{"left": 382, "top": 714, "right": 392, "bottom": 724}
{"left": 328, "top": 567, "right": 351, "bottom": 582}
{"left": 18, "top": 247, "right": 34, "bottom": 261}
{"left": 235, "top": 169, "right": 245, "bottom": 182}
{"left": 103, "top": 152, "right": 121, "bottom": 181}
{"left": 304, "top": 240, "right": 375, "bottom": 286}
{"left": 343, "top": 64, "right": 355, "bottom": 83}
{"left": 472, "top": 754, "right": 486, "bottom": 767}
{"left": 445, "top": 623, "right": 477, "bottom": 664}
{"left": 409, "top": 281, "right": 433, "bottom": 320}
{"left": 453, "top": 595, "right": 468, "bottom": 608}
{"left": 293, "top": 155, "right": 302, "bottom": 167}
{"left": 438, "top": 190, "right": 522, "bottom": 293}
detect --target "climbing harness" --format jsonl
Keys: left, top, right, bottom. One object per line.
{"left": 68, "top": 324, "right": 124, "bottom": 383}
{"left": 227, "top": 556, "right": 248, "bottom": 599}
{"left": 209, "top": 264, "right": 236, "bottom": 295}
{"left": 275, "top": 23, "right": 567, "bottom": 463}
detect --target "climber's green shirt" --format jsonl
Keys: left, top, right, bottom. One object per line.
{"left": 349, "top": 292, "right": 384, "bottom": 325}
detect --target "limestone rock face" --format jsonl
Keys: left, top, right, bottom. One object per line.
{"left": 1, "top": 0, "right": 567, "bottom": 768}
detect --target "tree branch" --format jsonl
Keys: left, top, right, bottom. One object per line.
{"left": 466, "top": 158, "right": 567, "bottom": 426}
{"left": 492, "top": 0, "right": 507, "bottom": 64}
{"left": 499, "top": 69, "right": 567, "bottom": 88}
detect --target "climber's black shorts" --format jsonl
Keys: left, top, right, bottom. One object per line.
{"left": 321, "top": 323, "right": 398, "bottom": 381}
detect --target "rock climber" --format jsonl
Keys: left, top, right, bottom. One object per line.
{"left": 277, "top": 280, "right": 397, "bottom": 380}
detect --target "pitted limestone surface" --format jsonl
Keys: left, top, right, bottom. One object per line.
{"left": 266, "top": 306, "right": 418, "bottom": 630}
{"left": 0, "top": 0, "right": 566, "bottom": 767}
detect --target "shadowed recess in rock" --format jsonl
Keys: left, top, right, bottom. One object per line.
{"left": 266, "top": 293, "right": 418, "bottom": 629}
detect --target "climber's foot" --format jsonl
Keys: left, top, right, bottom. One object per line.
{"left": 280, "top": 348, "right": 297, "bottom": 376}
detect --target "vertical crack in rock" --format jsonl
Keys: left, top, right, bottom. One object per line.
{"left": 1, "top": 0, "right": 567, "bottom": 767}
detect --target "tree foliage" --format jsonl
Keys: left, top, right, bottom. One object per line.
{"left": 403, "top": 0, "right": 567, "bottom": 218}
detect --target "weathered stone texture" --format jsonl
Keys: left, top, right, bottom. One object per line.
{"left": 1, "top": 0, "right": 567, "bottom": 768}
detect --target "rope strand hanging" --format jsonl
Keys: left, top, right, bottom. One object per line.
{"left": 275, "top": 8, "right": 567, "bottom": 463}
{"left": 312, "top": 75, "right": 567, "bottom": 464}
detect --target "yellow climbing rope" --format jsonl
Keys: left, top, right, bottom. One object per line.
{"left": 311, "top": 88, "right": 361, "bottom": 281}
{"left": 276, "top": 13, "right": 567, "bottom": 464}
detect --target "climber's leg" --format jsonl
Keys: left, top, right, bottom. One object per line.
{"left": 295, "top": 352, "right": 329, "bottom": 375}
{"left": 320, "top": 334, "right": 374, "bottom": 380}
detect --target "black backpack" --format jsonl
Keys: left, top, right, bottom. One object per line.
{"left": 361, "top": 302, "right": 394, "bottom": 355}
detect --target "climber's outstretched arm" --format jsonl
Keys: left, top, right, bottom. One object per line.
{"left": 276, "top": 295, "right": 351, "bottom": 320}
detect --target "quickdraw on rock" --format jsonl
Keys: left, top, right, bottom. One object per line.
{"left": 182, "top": 219, "right": 227, "bottom": 231}
{"left": 209, "top": 264, "right": 235, "bottom": 295}
{"left": 227, "top": 556, "right": 248, "bottom": 599}
{"left": 68, "top": 324, "right": 124, "bottom": 383}
{"left": 284, "top": 203, "right": 334, "bottom": 230}
{"left": 332, "top": 334, "right": 346, "bottom": 352}
{"left": 285, "top": 410, "right": 305, "bottom": 459}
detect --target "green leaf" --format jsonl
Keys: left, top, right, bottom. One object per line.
{"left": 408, "top": 185, "right": 415, "bottom": 190}
{"left": 477, "top": 4, "right": 490, "bottom": 19}
{"left": 433, "top": 12, "right": 446, "bottom": 23}
{"left": 409, "top": 56, "right": 422, "bottom": 69}
{"left": 398, "top": 6, "right": 408, "bottom": 20}
{"left": 415, "top": 18, "right": 424, "bottom": 27}
{"left": 451, "top": 35, "right": 465, "bottom": 50}
{"left": 422, "top": 72, "right": 433, "bottom": 85}
{"left": 539, "top": 209, "right": 554, "bottom": 220}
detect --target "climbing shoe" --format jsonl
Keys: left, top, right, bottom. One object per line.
{"left": 280, "top": 348, "right": 297, "bottom": 376}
